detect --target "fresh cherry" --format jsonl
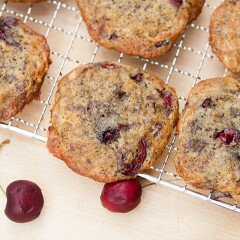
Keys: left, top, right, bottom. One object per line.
{"left": 100, "top": 179, "right": 142, "bottom": 213}
{"left": 213, "top": 129, "right": 240, "bottom": 145}
{"left": 4, "top": 180, "right": 44, "bottom": 223}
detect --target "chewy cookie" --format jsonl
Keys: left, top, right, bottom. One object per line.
{"left": 76, "top": 0, "right": 205, "bottom": 59}
{"left": 176, "top": 76, "right": 240, "bottom": 201}
{"left": 0, "top": 16, "right": 51, "bottom": 122}
{"left": 47, "top": 62, "right": 179, "bottom": 182}
{"left": 210, "top": 0, "right": 240, "bottom": 73}
{"left": 8, "top": 0, "right": 45, "bottom": 2}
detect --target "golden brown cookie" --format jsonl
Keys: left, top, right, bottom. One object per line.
{"left": 210, "top": 0, "right": 240, "bottom": 73}
{"left": 47, "top": 62, "right": 179, "bottom": 183}
{"left": 8, "top": 0, "right": 45, "bottom": 3}
{"left": 0, "top": 16, "right": 51, "bottom": 122}
{"left": 76, "top": 0, "right": 205, "bottom": 59}
{"left": 176, "top": 76, "right": 240, "bottom": 202}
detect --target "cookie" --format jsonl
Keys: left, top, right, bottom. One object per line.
{"left": 8, "top": 0, "right": 45, "bottom": 2}
{"left": 76, "top": 0, "right": 205, "bottom": 59}
{"left": 47, "top": 62, "right": 179, "bottom": 183}
{"left": 176, "top": 76, "right": 240, "bottom": 201}
{"left": 0, "top": 16, "right": 51, "bottom": 122}
{"left": 210, "top": 0, "right": 240, "bottom": 73}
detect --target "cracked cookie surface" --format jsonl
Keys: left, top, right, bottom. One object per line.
{"left": 47, "top": 62, "right": 179, "bottom": 182}
{"left": 210, "top": 0, "right": 240, "bottom": 73}
{"left": 76, "top": 0, "right": 205, "bottom": 58}
{"left": 0, "top": 16, "right": 51, "bottom": 121}
{"left": 176, "top": 76, "right": 240, "bottom": 202}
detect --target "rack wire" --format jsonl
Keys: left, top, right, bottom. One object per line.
{"left": 0, "top": 0, "right": 239, "bottom": 213}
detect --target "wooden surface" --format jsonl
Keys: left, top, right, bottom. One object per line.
{"left": 0, "top": 128, "right": 240, "bottom": 240}
{"left": 1, "top": 0, "right": 240, "bottom": 238}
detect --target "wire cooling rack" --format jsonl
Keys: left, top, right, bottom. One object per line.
{"left": 0, "top": 0, "right": 239, "bottom": 213}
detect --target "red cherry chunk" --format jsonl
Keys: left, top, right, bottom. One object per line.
{"left": 170, "top": 0, "right": 183, "bottom": 8}
{"left": 5, "top": 180, "right": 44, "bottom": 223}
{"left": 213, "top": 129, "right": 240, "bottom": 145}
{"left": 100, "top": 179, "right": 142, "bottom": 213}
{"left": 120, "top": 138, "right": 147, "bottom": 176}
{"left": 162, "top": 91, "right": 173, "bottom": 108}
{"left": 130, "top": 73, "right": 144, "bottom": 82}
{"left": 100, "top": 63, "right": 117, "bottom": 69}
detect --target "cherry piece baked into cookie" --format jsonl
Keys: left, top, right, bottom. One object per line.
{"left": 210, "top": 0, "right": 240, "bottom": 73}
{"left": 176, "top": 76, "right": 240, "bottom": 202}
{"left": 76, "top": 0, "right": 205, "bottom": 58}
{"left": 47, "top": 62, "right": 179, "bottom": 182}
{"left": 0, "top": 16, "right": 51, "bottom": 122}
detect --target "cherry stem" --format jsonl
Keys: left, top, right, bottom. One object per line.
{"left": 0, "top": 184, "right": 6, "bottom": 197}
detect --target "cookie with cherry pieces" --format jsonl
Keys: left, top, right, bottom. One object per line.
{"left": 8, "top": 0, "right": 45, "bottom": 3}
{"left": 76, "top": 0, "right": 205, "bottom": 59}
{"left": 0, "top": 16, "right": 51, "bottom": 121}
{"left": 176, "top": 76, "right": 240, "bottom": 202}
{"left": 210, "top": 0, "right": 240, "bottom": 73}
{"left": 47, "top": 62, "right": 179, "bottom": 183}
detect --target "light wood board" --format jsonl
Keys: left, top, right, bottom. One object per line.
{"left": 0, "top": 0, "right": 240, "bottom": 239}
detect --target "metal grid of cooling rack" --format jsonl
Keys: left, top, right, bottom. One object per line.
{"left": 0, "top": 0, "right": 239, "bottom": 213}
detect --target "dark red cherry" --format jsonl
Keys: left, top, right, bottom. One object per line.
{"left": 5, "top": 180, "right": 44, "bottom": 223}
{"left": 161, "top": 91, "right": 173, "bottom": 108}
{"left": 170, "top": 0, "right": 183, "bottom": 8}
{"left": 213, "top": 129, "right": 240, "bottom": 145}
{"left": 100, "top": 179, "right": 142, "bottom": 213}
{"left": 120, "top": 138, "right": 147, "bottom": 176}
